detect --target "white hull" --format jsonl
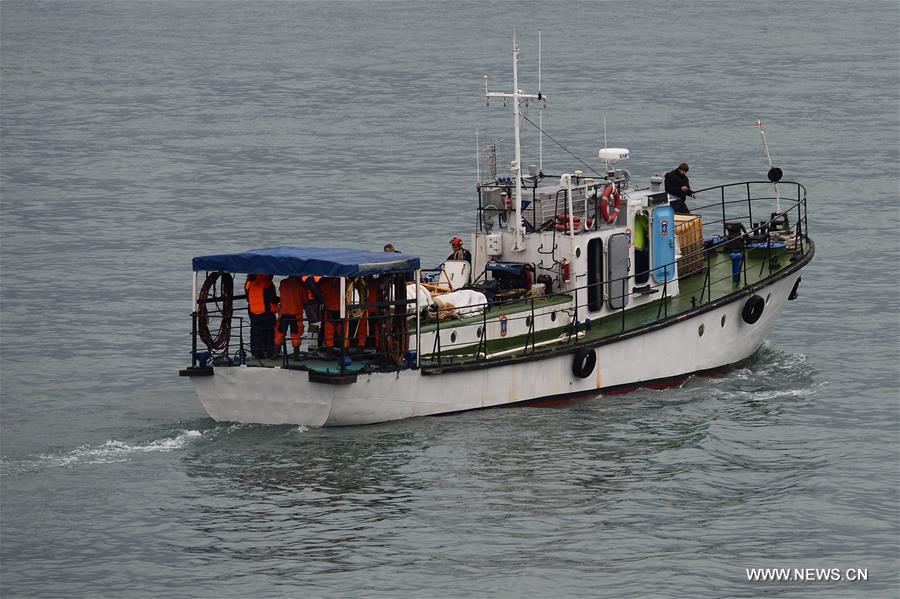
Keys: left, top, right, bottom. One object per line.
{"left": 191, "top": 274, "right": 801, "bottom": 426}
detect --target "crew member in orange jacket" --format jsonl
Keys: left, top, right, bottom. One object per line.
{"left": 302, "top": 275, "right": 322, "bottom": 325}
{"left": 316, "top": 277, "right": 348, "bottom": 349}
{"left": 274, "top": 275, "right": 306, "bottom": 357}
{"left": 245, "top": 274, "right": 279, "bottom": 359}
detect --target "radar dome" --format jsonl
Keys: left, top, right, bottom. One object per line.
{"left": 598, "top": 148, "right": 630, "bottom": 163}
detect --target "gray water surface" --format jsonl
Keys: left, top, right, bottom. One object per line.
{"left": 1, "top": 1, "right": 898, "bottom": 597}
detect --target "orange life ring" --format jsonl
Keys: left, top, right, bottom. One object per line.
{"left": 600, "top": 185, "right": 621, "bottom": 224}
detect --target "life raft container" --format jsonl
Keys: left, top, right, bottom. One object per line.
{"left": 555, "top": 213, "right": 582, "bottom": 232}
{"left": 600, "top": 185, "right": 622, "bottom": 224}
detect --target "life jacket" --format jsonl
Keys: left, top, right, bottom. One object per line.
{"left": 246, "top": 275, "right": 277, "bottom": 315}
{"left": 316, "top": 278, "right": 343, "bottom": 312}
{"left": 279, "top": 277, "right": 305, "bottom": 316}
{"left": 302, "top": 275, "right": 323, "bottom": 302}
{"left": 634, "top": 213, "right": 649, "bottom": 251}
{"left": 447, "top": 248, "right": 471, "bottom": 263}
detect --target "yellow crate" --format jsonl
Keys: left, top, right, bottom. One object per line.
{"left": 675, "top": 214, "right": 704, "bottom": 276}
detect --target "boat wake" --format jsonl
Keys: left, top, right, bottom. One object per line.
{"left": 0, "top": 430, "right": 201, "bottom": 476}
{"left": 715, "top": 342, "right": 823, "bottom": 401}
{"left": 1, "top": 421, "right": 312, "bottom": 477}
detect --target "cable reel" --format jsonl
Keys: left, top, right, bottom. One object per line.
{"left": 197, "top": 271, "right": 233, "bottom": 353}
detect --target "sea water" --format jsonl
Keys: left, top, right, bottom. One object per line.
{"left": 1, "top": 1, "right": 898, "bottom": 597}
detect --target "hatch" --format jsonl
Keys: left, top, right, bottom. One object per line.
{"left": 607, "top": 233, "right": 630, "bottom": 310}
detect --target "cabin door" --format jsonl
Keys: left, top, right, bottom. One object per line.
{"left": 607, "top": 233, "right": 630, "bottom": 310}
{"left": 651, "top": 205, "right": 676, "bottom": 283}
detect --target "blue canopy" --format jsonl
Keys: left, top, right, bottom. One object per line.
{"left": 192, "top": 246, "right": 420, "bottom": 277}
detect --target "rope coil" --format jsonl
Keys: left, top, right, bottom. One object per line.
{"left": 197, "top": 271, "right": 233, "bottom": 353}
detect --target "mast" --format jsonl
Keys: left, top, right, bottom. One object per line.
{"left": 485, "top": 31, "right": 545, "bottom": 251}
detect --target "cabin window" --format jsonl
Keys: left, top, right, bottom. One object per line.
{"left": 587, "top": 238, "right": 604, "bottom": 311}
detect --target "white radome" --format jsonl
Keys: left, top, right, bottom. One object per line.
{"left": 598, "top": 147, "right": 630, "bottom": 163}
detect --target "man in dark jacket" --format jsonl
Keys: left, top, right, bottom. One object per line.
{"left": 664, "top": 162, "right": 695, "bottom": 214}
{"left": 447, "top": 237, "right": 472, "bottom": 264}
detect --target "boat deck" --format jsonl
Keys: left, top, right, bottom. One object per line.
{"left": 416, "top": 292, "right": 573, "bottom": 333}
{"left": 211, "top": 241, "right": 806, "bottom": 374}
{"left": 424, "top": 242, "right": 803, "bottom": 363}
{"left": 586, "top": 243, "right": 796, "bottom": 340}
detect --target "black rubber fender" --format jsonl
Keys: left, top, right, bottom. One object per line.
{"left": 742, "top": 294, "right": 765, "bottom": 324}
{"left": 572, "top": 347, "right": 597, "bottom": 378}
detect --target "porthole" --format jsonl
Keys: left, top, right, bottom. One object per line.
{"left": 450, "top": 331, "right": 457, "bottom": 343}
{"left": 698, "top": 323, "right": 705, "bottom": 337}
{"left": 575, "top": 247, "right": 581, "bottom": 258}
{"left": 551, "top": 311, "right": 557, "bottom": 322}
{"left": 721, "top": 314, "right": 727, "bottom": 328}
{"left": 766, "top": 293, "right": 772, "bottom": 304}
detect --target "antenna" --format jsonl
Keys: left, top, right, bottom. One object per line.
{"left": 538, "top": 29, "right": 543, "bottom": 173}
{"left": 475, "top": 129, "right": 481, "bottom": 185}
{"left": 484, "top": 32, "right": 547, "bottom": 250}
{"left": 603, "top": 115, "right": 609, "bottom": 172}
{"left": 755, "top": 119, "right": 783, "bottom": 213}
{"left": 487, "top": 142, "right": 498, "bottom": 179}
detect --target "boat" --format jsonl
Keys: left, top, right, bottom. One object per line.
{"left": 180, "top": 37, "right": 814, "bottom": 426}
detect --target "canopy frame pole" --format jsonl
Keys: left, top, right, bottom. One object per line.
{"left": 415, "top": 269, "right": 421, "bottom": 368}
{"left": 191, "top": 271, "right": 198, "bottom": 367}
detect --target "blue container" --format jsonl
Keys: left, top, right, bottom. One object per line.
{"left": 730, "top": 251, "right": 744, "bottom": 283}
{"left": 405, "top": 350, "right": 417, "bottom": 369}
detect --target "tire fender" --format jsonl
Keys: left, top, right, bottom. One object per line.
{"left": 572, "top": 347, "right": 597, "bottom": 378}
{"left": 742, "top": 294, "right": 765, "bottom": 324}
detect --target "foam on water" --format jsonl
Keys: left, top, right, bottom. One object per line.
{"left": 1, "top": 430, "right": 203, "bottom": 476}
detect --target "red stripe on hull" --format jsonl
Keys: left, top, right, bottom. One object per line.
{"left": 518, "top": 364, "right": 738, "bottom": 408}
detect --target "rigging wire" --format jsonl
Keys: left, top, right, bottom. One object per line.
{"left": 520, "top": 113, "right": 604, "bottom": 178}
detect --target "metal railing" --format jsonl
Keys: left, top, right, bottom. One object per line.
{"left": 420, "top": 181, "right": 809, "bottom": 367}
{"left": 188, "top": 181, "right": 809, "bottom": 374}
{"left": 188, "top": 278, "right": 418, "bottom": 372}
